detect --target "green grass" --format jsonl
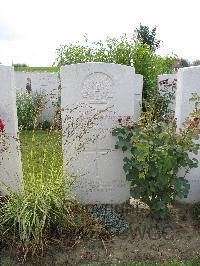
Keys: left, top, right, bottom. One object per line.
{"left": 19, "top": 130, "right": 62, "bottom": 175}
{"left": 0, "top": 130, "right": 76, "bottom": 258}
{"left": 1, "top": 131, "right": 200, "bottom": 264}
{"left": 14, "top": 66, "right": 59, "bottom": 73}
{"left": 0, "top": 130, "right": 99, "bottom": 260}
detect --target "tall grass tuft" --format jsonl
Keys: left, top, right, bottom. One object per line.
{"left": 0, "top": 91, "right": 110, "bottom": 260}
{"left": 0, "top": 130, "right": 101, "bottom": 260}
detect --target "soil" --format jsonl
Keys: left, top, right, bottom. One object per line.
{"left": 1, "top": 201, "right": 200, "bottom": 265}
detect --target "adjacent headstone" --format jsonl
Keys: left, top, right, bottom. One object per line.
{"left": 158, "top": 74, "right": 177, "bottom": 112}
{"left": 0, "top": 65, "right": 23, "bottom": 194}
{"left": 15, "top": 72, "right": 59, "bottom": 122}
{"left": 61, "top": 62, "right": 143, "bottom": 204}
{"left": 133, "top": 71, "right": 143, "bottom": 120}
{"left": 175, "top": 66, "right": 200, "bottom": 203}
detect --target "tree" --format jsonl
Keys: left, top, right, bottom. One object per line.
{"left": 192, "top": 60, "right": 200, "bottom": 66}
{"left": 12, "top": 63, "right": 28, "bottom": 68}
{"left": 54, "top": 29, "right": 175, "bottom": 100}
{"left": 134, "top": 24, "right": 161, "bottom": 51}
{"left": 13, "top": 63, "right": 29, "bottom": 71}
{"left": 180, "top": 58, "right": 190, "bottom": 68}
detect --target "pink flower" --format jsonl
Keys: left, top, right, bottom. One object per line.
{"left": 127, "top": 125, "right": 134, "bottom": 130}
{"left": 179, "top": 128, "right": 185, "bottom": 136}
{"left": 0, "top": 119, "right": 5, "bottom": 132}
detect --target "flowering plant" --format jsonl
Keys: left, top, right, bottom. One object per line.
{"left": 112, "top": 112, "right": 199, "bottom": 219}
{"left": 0, "top": 118, "right": 8, "bottom": 156}
{"left": 0, "top": 118, "right": 5, "bottom": 133}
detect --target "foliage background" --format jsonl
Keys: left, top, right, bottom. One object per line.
{"left": 54, "top": 33, "right": 176, "bottom": 100}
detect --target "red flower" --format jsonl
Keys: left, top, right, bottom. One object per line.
{"left": 127, "top": 124, "right": 134, "bottom": 130}
{"left": 0, "top": 119, "right": 5, "bottom": 132}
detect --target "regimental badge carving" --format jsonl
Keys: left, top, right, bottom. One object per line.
{"left": 82, "top": 72, "right": 114, "bottom": 104}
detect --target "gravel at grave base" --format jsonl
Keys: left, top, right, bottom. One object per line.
{"left": 0, "top": 201, "right": 200, "bottom": 265}
{"left": 87, "top": 205, "right": 129, "bottom": 234}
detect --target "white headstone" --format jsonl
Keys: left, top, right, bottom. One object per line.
{"left": 61, "top": 62, "right": 143, "bottom": 204}
{"left": 134, "top": 72, "right": 143, "bottom": 120}
{"left": 0, "top": 66, "right": 23, "bottom": 194}
{"left": 158, "top": 74, "right": 177, "bottom": 112}
{"left": 175, "top": 66, "right": 200, "bottom": 203}
{"left": 15, "top": 72, "right": 59, "bottom": 122}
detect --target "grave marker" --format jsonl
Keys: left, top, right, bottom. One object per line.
{"left": 175, "top": 66, "right": 200, "bottom": 203}
{"left": 158, "top": 74, "right": 177, "bottom": 112}
{"left": 61, "top": 63, "right": 143, "bottom": 204}
{"left": 0, "top": 66, "right": 23, "bottom": 194}
{"left": 15, "top": 72, "right": 59, "bottom": 122}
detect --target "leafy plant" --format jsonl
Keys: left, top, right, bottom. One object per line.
{"left": 54, "top": 32, "right": 176, "bottom": 100}
{"left": 192, "top": 59, "right": 200, "bottom": 66}
{"left": 180, "top": 58, "right": 190, "bottom": 68}
{"left": 147, "top": 77, "right": 177, "bottom": 121}
{"left": 134, "top": 24, "right": 161, "bottom": 51}
{"left": 13, "top": 63, "right": 29, "bottom": 68}
{"left": 112, "top": 111, "right": 199, "bottom": 219}
{"left": 16, "top": 91, "right": 47, "bottom": 130}
{"left": 14, "top": 66, "right": 59, "bottom": 72}
{"left": 189, "top": 93, "right": 200, "bottom": 119}
{"left": 192, "top": 203, "right": 200, "bottom": 220}
{"left": 38, "top": 120, "right": 52, "bottom": 130}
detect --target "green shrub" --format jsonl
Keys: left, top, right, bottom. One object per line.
{"left": 112, "top": 115, "right": 199, "bottom": 219}
{"left": 16, "top": 91, "right": 46, "bottom": 130}
{"left": 54, "top": 34, "right": 176, "bottom": 100}
{"left": 144, "top": 77, "right": 176, "bottom": 121}
{"left": 38, "top": 120, "right": 52, "bottom": 130}
{"left": 190, "top": 93, "right": 200, "bottom": 119}
{"left": 192, "top": 203, "right": 200, "bottom": 220}
{"left": 112, "top": 89, "right": 199, "bottom": 220}
{"left": 14, "top": 66, "right": 59, "bottom": 72}
{"left": 134, "top": 24, "right": 161, "bottom": 51}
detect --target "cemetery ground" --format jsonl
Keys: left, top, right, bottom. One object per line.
{"left": 0, "top": 131, "right": 200, "bottom": 265}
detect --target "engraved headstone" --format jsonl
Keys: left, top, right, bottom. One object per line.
{"left": 158, "top": 74, "right": 177, "bottom": 112}
{"left": 61, "top": 63, "right": 143, "bottom": 204}
{"left": 0, "top": 66, "right": 23, "bottom": 193}
{"left": 175, "top": 66, "right": 200, "bottom": 203}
